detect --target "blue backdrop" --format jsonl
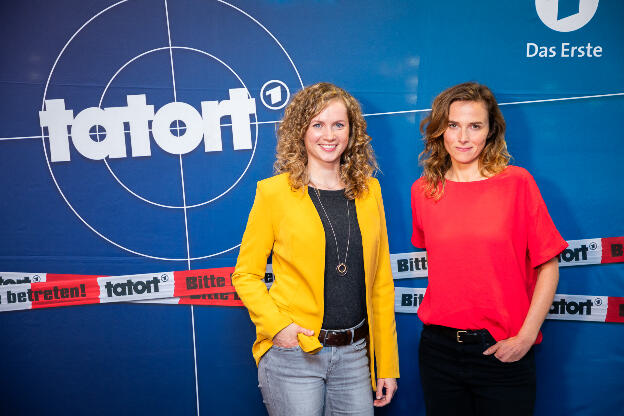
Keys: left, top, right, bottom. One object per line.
{"left": 1, "top": 1, "right": 622, "bottom": 415}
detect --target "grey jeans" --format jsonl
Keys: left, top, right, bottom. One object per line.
{"left": 258, "top": 337, "right": 374, "bottom": 416}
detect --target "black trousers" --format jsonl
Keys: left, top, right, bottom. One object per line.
{"left": 419, "top": 325, "right": 536, "bottom": 416}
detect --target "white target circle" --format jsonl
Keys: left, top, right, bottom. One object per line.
{"left": 98, "top": 46, "right": 258, "bottom": 209}
{"left": 40, "top": 0, "right": 304, "bottom": 261}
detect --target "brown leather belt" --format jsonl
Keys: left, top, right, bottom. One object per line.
{"left": 318, "top": 319, "right": 368, "bottom": 346}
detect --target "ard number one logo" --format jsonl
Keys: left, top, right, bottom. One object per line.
{"left": 535, "top": 0, "right": 599, "bottom": 32}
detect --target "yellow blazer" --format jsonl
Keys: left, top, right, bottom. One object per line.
{"left": 232, "top": 173, "right": 399, "bottom": 388}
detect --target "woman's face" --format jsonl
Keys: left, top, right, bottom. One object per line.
{"left": 304, "top": 98, "right": 350, "bottom": 171}
{"left": 443, "top": 100, "right": 490, "bottom": 170}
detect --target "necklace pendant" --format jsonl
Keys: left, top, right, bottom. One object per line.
{"left": 336, "top": 263, "right": 347, "bottom": 276}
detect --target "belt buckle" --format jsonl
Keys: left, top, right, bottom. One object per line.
{"left": 456, "top": 330, "right": 467, "bottom": 343}
{"left": 320, "top": 330, "right": 329, "bottom": 345}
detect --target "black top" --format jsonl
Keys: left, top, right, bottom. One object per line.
{"left": 309, "top": 187, "right": 367, "bottom": 330}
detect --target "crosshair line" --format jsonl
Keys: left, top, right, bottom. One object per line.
{"left": 163, "top": 2, "right": 200, "bottom": 416}
{"left": 8, "top": 91, "right": 622, "bottom": 142}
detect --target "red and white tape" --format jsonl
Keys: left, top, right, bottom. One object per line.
{"left": 140, "top": 265, "right": 273, "bottom": 307}
{"left": 394, "top": 287, "right": 624, "bottom": 323}
{"left": 0, "top": 268, "right": 235, "bottom": 312}
{"left": 1, "top": 237, "right": 623, "bottom": 321}
{"left": 391, "top": 236, "right": 624, "bottom": 280}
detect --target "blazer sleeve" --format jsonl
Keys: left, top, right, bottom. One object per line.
{"left": 231, "top": 182, "right": 293, "bottom": 340}
{"left": 370, "top": 180, "right": 400, "bottom": 378}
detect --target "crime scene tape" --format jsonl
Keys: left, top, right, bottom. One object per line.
{"left": 391, "top": 236, "right": 624, "bottom": 279}
{"left": 1, "top": 237, "right": 623, "bottom": 322}
{"left": 2, "top": 272, "right": 623, "bottom": 323}
{"left": 0, "top": 268, "right": 234, "bottom": 312}
{"left": 394, "top": 287, "right": 624, "bottom": 323}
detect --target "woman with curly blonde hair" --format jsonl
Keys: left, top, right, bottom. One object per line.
{"left": 233, "top": 82, "right": 399, "bottom": 415}
{"left": 274, "top": 82, "right": 377, "bottom": 199}
{"left": 411, "top": 82, "right": 567, "bottom": 415}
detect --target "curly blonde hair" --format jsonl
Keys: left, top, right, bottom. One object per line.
{"left": 419, "top": 82, "right": 511, "bottom": 200}
{"left": 274, "top": 82, "right": 378, "bottom": 199}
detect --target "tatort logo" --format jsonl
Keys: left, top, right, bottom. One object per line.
{"left": 549, "top": 297, "right": 594, "bottom": 315}
{"left": 558, "top": 244, "right": 589, "bottom": 263}
{"left": 104, "top": 276, "right": 163, "bottom": 298}
{"left": 557, "top": 240, "right": 600, "bottom": 266}
{"left": 35, "top": 1, "right": 304, "bottom": 261}
{"left": 0, "top": 275, "right": 38, "bottom": 285}
{"left": 39, "top": 89, "right": 256, "bottom": 163}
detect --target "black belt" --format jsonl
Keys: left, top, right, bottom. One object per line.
{"left": 426, "top": 324, "right": 485, "bottom": 344}
{"left": 319, "top": 320, "right": 368, "bottom": 346}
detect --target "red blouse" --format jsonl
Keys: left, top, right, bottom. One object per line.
{"left": 411, "top": 166, "right": 568, "bottom": 343}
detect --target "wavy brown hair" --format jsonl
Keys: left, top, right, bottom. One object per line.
{"left": 419, "top": 82, "right": 510, "bottom": 200}
{"left": 274, "top": 82, "right": 378, "bottom": 199}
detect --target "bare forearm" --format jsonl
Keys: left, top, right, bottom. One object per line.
{"left": 483, "top": 256, "right": 560, "bottom": 362}
{"left": 517, "top": 256, "right": 559, "bottom": 342}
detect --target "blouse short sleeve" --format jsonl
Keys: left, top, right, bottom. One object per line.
{"left": 524, "top": 172, "right": 568, "bottom": 268}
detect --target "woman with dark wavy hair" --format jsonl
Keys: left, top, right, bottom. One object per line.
{"left": 233, "top": 82, "right": 399, "bottom": 415}
{"left": 411, "top": 82, "right": 567, "bottom": 415}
